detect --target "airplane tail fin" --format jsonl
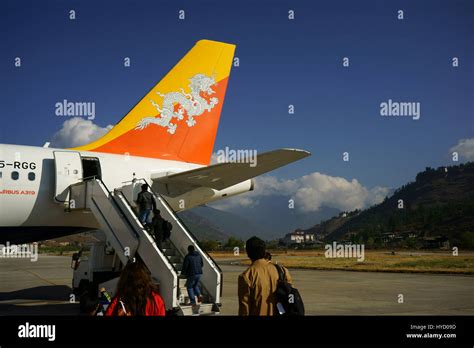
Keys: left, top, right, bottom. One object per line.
{"left": 72, "top": 40, "right": 235, "bottom": 165}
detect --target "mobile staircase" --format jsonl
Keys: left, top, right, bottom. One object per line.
{"left": 68, "top": 177, "right": 222, "bottom": 316}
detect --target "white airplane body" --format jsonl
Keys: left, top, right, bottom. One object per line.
{"left": 0, "top": 40, "right": 309, "bottom": 245}
{"left": 0, "top": 143, "right": 255, "bottom": 243}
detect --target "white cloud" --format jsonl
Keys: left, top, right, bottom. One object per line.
{"left": 211, "top": 172, "right": 390, "bottom": 213}
{"left": 449, "top": 138, "right": 474, "bottom": 161}
{"left": 302, "top": 176, "right": 389, "bottom": 212}
{"left": 50, "top": 117, "right": 113, "bottom": 148}
{"left": 211, "top": 195, "right": 256, "bottom": 210}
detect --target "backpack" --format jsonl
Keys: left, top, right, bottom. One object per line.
{"left": 273, "top": 263, "right": 305, "bottom": 316}
{"left": 163, "top": 220, "right": 173, "bottom": 240}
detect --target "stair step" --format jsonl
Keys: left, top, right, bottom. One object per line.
{"left": 178, "top": 289, "right": 210, "bottom": 305}
{"left": 167, "top": 255, "right": 181, "bottom": 263}
{"left": 179, "top": 303, "right": 216, "bottom": 316}
{"left": 178, "top": 293, "right": 189, "bottom": 304}
{"left": 162, "top": 249, "right": 176, "bottom": 256}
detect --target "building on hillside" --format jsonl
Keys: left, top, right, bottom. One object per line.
{"left": 400, "top": 230, "right": 417, "bottom": 239}
{"left": 422, "top": 236, "right": 450, "bottom": 249}
{"left": 381, "top": 232, "right": 396, "bottom": 244}
{"left": 280, "top": 230, "right": 316, "bottom": 247}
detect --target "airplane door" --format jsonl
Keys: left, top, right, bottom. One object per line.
{"left": 54, "top": 151, "right": 83, "bottom": 202}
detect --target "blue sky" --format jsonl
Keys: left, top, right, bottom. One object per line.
{"left": 1, "top": 0, "right": 473, "bottom": 194}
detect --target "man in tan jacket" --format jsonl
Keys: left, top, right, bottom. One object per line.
{"left": 238, "top": 236, "right": 292, "bottom": 316}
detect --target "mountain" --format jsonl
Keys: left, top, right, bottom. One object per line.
{"left": 191, "top": 205, "right": 274, "bottom": 240}
{"left": 211, "top": 195, "right": 340, "bottom": 238}
{"left": 177, "top": 209, "right": 230, "bottom": 241}
{"left": 178, "top": 205, "right": 273, "bottom": 241}
{"left": 305, "top": 162, "right": 474, "bottom": 247}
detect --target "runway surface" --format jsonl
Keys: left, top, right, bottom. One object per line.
{"left": 0, "top": 255, "right": 473, "bottom": 315}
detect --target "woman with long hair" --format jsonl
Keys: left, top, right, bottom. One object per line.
{"left": 105, "top": 260, "right": 166, "bottom": 316}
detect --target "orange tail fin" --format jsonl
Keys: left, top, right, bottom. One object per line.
{"left": 72, "top": 40, "right": 235, "bottom": 165}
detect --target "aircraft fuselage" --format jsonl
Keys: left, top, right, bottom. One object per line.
{"left": 0, "top": 143, "right": 221, "bottom": 243}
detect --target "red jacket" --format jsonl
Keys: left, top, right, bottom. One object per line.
{"left": 105, "top": 292, "right": 166, "bottom": 316}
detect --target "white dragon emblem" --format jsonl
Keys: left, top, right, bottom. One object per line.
{"left": 135, "top": 74, "right": 218, "bottom": 134}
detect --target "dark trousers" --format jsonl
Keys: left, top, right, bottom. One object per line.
{"left": 186, "top": 274, "right": 202, "bottom": 304}
{"left": 154, "top": 231, "right": 163, "bottom": 250}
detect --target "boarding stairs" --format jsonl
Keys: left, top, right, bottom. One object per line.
{"left": 67, "top": 177, "right": 221, "bottom": 316}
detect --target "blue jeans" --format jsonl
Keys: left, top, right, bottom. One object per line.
{"left": 139, "top": 209, "right": 152, "bottom": 225}
{"left": 186, "top": 274, "right": 202, "bottom": 304}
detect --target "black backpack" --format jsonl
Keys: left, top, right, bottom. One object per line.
{"left": 273, "top": 263, "right": 305, "bottom": 316}
{"left": 163, "top": 220, "right": 173, "bottom": 240}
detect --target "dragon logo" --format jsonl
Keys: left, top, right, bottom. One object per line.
{"left": 135, "top": 74, "right": 218, "bottom": 134}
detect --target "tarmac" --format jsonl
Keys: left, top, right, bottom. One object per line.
{"left": 0, "top": 255, "right": 473, "bottom": 315}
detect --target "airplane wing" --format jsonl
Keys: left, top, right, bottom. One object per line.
{"left": 151, "top": 148, "right": 310, "bottom": 197}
